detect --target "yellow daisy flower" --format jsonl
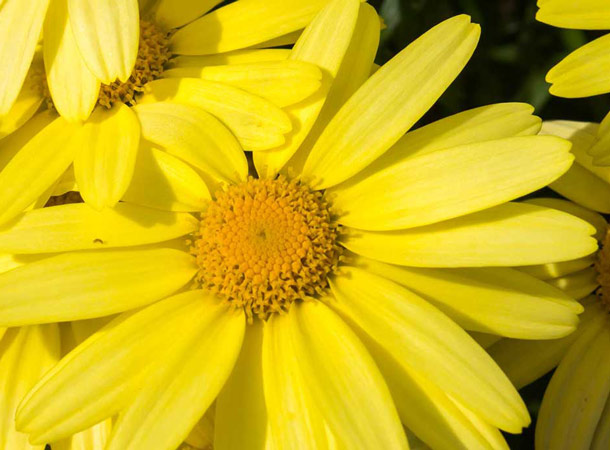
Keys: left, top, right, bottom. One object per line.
{"left": 486, "top": 120, "right": 610, "bottom": 449}
{"left": 0, "top": 4, "right": 599, "bottom": 449}
{"left": 0, "top": 0, "right": 328, "bottom": 223}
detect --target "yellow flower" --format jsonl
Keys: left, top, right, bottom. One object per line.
{"left": 486, "top": 121, "right": 610, "bottom": 449}
{"left": 0, "top": 0, "right": 328, "bottom": 223}
{"left": 0, "top": 4, "right": 599, "bottom": 450}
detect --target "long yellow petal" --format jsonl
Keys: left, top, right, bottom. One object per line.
{"left": 516, "top": 255, "right": 597, "bottom": 281}
{"left": 51, "top": 419, "right": 112, "bottom": 450}
{"left": 107, "top": 293, "right": 244, "bottom": 450}
{"left": 264, "top": 301, "right": 408, "bottom": 449}
{"left": 0, "top": 111, "right": 54, "bottom": 174}
{"left": 330, "top": 135, "right": 572, "bottom": 230}
{"left": 0, "top": 248, "right": 196, "bottom": 326}
{"left": 253, "top": 0, "right": 360, "bottom": 178}
{"left": 355, "top": 256, "right": 582, "bottom": 339}
{"left": 0, "top": 65, "right": 44, "bottom": 139}
{"left": 0, "top": 115, "right": 79, "bottom": 226}
{"left": 154, "top": 0, "right": 222, "bottom": 29}
{"left": 67, "top": 0, "right": 139, "bottom": 83}
{"left": 122, "top": 143, "right": 210, "bottom": 211}
{"left": 215, "top": 322, "right": 267, "bottom": 450}
{"left": 134, "top": 102, "right": 247, "bottom": 183}
{"left": 140, "top": 78, "right": 291, "bottom": 151}
{"left": 0, "top": 0, "right": 49, "bottom": 115}
{"left": 328, "top": 266, "right": 529, "bottom": 433}
{"left": 44, "top": 0, "right": 99, "bottom": 122}
{"left": 536, "top": 0, "right": 610, "bottom": 29}
{"left": 17, "top": 291, "right": 242, "bottom": 445}
{"left": 335, "top": 103, "right": 541, "bottom": 187}
{"left": 341, "top": 202, "right": 598, "bottom": 267}
{"left": 169, "top": 49, "right": 290, "bottom": 68}
{"left": 0, "top": 202, "right": 197, "bottom": 254}
{"left": 536, "top": 309, "right": 610, "bottom": 450}
{"left": 546, "top": 34, "right": 610, "bottom": 98}
{"left": 547, "top": 267, "right": 599, "bottom": 300}
{"left": 302, "top": 15, "right": 480, "bottom": 189}
{"left": 170, "top": 0, "right": 334, "bottom": 55}
{"left": 163, "top": 60, "right": 322, "bottom": 108}
{"left": 73, "top": 104, "right": 141, "bottom": 210}
{"left": 592, "top": 397, "right": 610, "bottom": 450}
{"left": 0, "top": 325, "right": 60, "bottom": 450}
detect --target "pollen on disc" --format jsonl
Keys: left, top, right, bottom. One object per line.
{"left": 97, "top": 20, "right": 171, "bottom": 108}
{"left": 190, "top": 176, "right": 342, "bottom": 322}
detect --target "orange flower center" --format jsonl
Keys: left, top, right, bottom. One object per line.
{"left": 190, "top": 177, "right": 342, "bottom": 322}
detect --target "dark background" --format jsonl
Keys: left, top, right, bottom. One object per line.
{"left": 368, "top": 1, "right": 606, "bottom": 448}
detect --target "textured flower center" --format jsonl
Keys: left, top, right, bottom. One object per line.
{"left": 596, "top": 228, "right": 610, "bottom": 309}
{"left": 190, "top": 177, "right": 342, "bottom": 322}
{"left": 97, "top": 20, "right": 170, "bottom": 108}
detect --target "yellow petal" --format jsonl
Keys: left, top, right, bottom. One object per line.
{"left": 17, "top": 291, "right": 243, "bottom": 446}
{"left": 536, "top": 0, "right": 610, "bottom": 29}
{"left": 0, "top": 202, "right": 197, "bottom": 254}
{"left": 170, "top": 0, "right": 335, "bottom": 55}
{"left": 0, "top": 115, "right": 79, "bottom": 226}
{"left": 547, "top": 267, "right": 599, "bottom": 300}
{"left": 546, "top": 33, "right": 610, "bottom": 98}
{"left": 163, "top": 60, "right": 322, "bottom": 108}
{"left": 253, "top": 0, "right": 361, "bottom": 178}
{"left": 0, "top": 248, "right": 196, "bottom": 326}
{"left": 341, "top": 202, "right": 598, "bottom": 267}
{"left": 154, "top": 0, "right": 221, "bottom": 29}
{"left": 0, "top": 325, "right": 60, "bottom": 450}
{"left": 68, "top": 0, "right": 139, "bottom": 83}
{"left": 328, "top": 266, "right": 529, "bottom": 432}
{"left": 488, "top": 298, "right": 601, "bottom": 390}
{"left": 44, "top": 0, "right": 99, "bottom": 122}
{"left": 516, "top": 255, "right": 597, "bottom": 281}
{"left": 536, "top": 309, "right": 610, "bottom": 449}
{"left": 51, "top": 419, "right": 112, "bottom": 450}
{"left": 0, "top": 0, "right": 49, "bottom": 115}
{"left": 184, "top": 408, "right": 214, "bottom": 450}
{"left": 263, "top": 301, "right": 408, "bottom": 449}
{"left": 337, "top": 103, "right": 541, "bottom": 186}
{"left": 170, "top": 49, "right": 290, "bottom": 68}
{"left": 0, "top": 65, "right": 44, "bottom": 139}
{"left": 107, "top": 294, "right": 244, "bottom": 450}
{"left": 302, "top": 15, "right": 480, "bottom": 189}
{"left": 592, "top": 398, "right": 610, "bottom": 450}
{"left": 330, "top": 135, "right": 572, "bottom": 230}
{"left": 281, "top": 3, "right": 380, "bottom": 176}
{"left": 140, "top": 78, "right": 291, "bottom": 151}
{"left": 73, "top": 104, "right": 141, "bottom": 209}
{"left": 355, "top": 256, "right": 582, "bottom": 339}
{"left": 215, "top": 322, "right": 267, "bottom": 450}
{"left": 122, "top": 143, "right": 210, "bottom": 212}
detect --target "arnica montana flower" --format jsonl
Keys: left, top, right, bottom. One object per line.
{"left": 487, "top": 121, "right": 610, "bottom": 450}
{"left": 536, "top": 0, "right": 610, "bottom": 165}
{"left": 0, "top": 0, "right": 326, "bottom": 222}
{"left": 0, "top": 3, "right": 599, "bottom": 450}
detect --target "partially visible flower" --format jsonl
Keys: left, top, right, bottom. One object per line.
{"left": 486, "top": 120, "right": 610, "bottom": 449}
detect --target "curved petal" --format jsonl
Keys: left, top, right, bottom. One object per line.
{"left": 536, "top": 0, "right": 610, "bottom": 29}
{"left": 516, "top": 255, "right": 597, "bottom": 281}
{"left": 0, "top": 248, "right": 196, "bottom": 326}
{"left": 133, "top": 102, "right": 247, "bottom": 184}
{"left": 163, "top": 60, "right": 322, "bottom": 108}
{"left": 215, "top": 322, "right": 267, "bottom": 450}
{"left": 0, "top": 115, "right": 79, "bottom": 227}
{"left": 169, "top": 49, "right": 290, "bottom": 69}
{"left": 68, "top": 0, "right": 139, "bottom": 83}
{"left": 330, "top": 135, "right": 572, "bottom": 230}
{"left": 0, "top": 202, "right": 197, "bottom": 254}
{"left": 154, "top": 0, "right": 222, "bottom": 29}
{"left": 123, "top": 143, "right": 209, "bottom": 212}
{"left": 0, "top": 66, "right": 44, "bottom": 139}
{"left": 536, "top": 310, "right": 610, "bottom": 450}
{"left": 253, "top": 0, "right": 361, "bottom": 178}
{"left": 0, "top": 0, "right": 49, "bottom": 115}
{"left": 0, "top": 325, "right": 60, "bottom": 450}
{"left": 73, "top": 104, "right": 141, "bottom": 210}
{"left": 546, "top": 33, "right": 610, "bottom": 98}
{"left": 263, "top": 301, "right": 408, "bottom": 449}
{"left": 355, "top": 256, "right": 582, "bottom": 339}
{"left": 140, "top": 78, "right": 291, "bottom": 151}
{"left": 547, "top": 267, "right": 599, "bottom": 300}
{"left": 341, "top": 202, "right": 598, "bottom": 267}
{"left": 170, "top": 0, "right": 334, "bottom": 55}
{"left": 302, "top": 15, "right": 480, "bottom": 189}
{"left": 328, "top": 266, "right": 529, "bottom": 433}
{"left": 44, "top": 0, "right": 99, "bottom": 122}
